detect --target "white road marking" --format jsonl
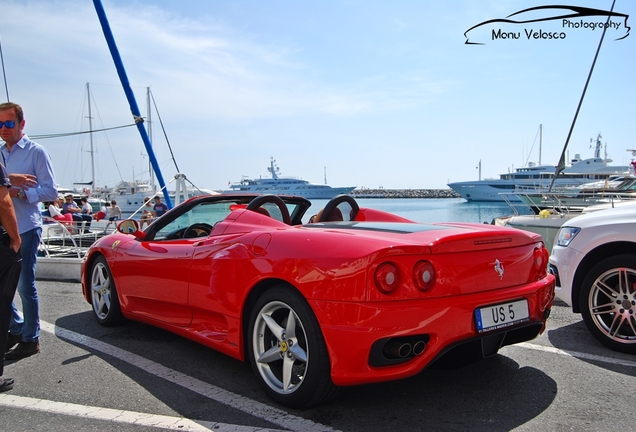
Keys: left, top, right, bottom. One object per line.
{"left": 11, "top": 320, "right": 629, "bottom": 431}
{"left": 0, "top": 394, "right": 281, "bottom": 432}
{"left": 34, "top": 321, "right": 337, "bottom": 432}
{"left": 504, "top": 342, "right": 636, "bottom": 368}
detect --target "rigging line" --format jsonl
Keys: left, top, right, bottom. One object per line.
{"left": 149, "top": 89, "right": 180, "bottom": 173}
{"left": 523, "top": 124, "right": 543, "bottom": 168}
{"left": 127, "top": 177, "right": 176, "bottom": 219}
{"left": 0, "top": 36, "right": 9, "bottom": 101}
{"left": 0, "top": 37, "right": 10, "bottom": 103}
{"left": 548, "top": 0, "right": 616, "bottom": 192}
{"left": 176, "top": 173, "right": 207, "bottom": 195}
{"left": 30, "top": 123, "right": 137, "bottom": 140}
{"left": 89, "top": 89, "right": 125, "bottom": 183}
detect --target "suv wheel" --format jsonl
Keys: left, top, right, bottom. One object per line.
{"left": 580, "top": 254, "right": 636, "bottom": 354}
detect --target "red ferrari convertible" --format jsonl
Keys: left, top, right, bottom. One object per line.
{"left": 81, "top": 194, "right": 555, "bottom": 408}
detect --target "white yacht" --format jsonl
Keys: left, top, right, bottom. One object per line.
{"left": 448, "top": 135, "right": 632, "bottom": 202}
{"left": 90, "top": 180, "right": 155, "bottom": 215}
{"left": 223, "top": 158, "right": 356, "bottom": 199}
{"left": 92, "top": 176, "right": 217, "bottom": 216}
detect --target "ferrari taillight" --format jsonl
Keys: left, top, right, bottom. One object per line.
{"left": 413, "top": 261, "right": 435, "bottom": 292}
{"left": 533, "top": 246, "right": 549, "bottom": 279}
{"left": 374, "top": 262, "right": 400, "bottom": 294}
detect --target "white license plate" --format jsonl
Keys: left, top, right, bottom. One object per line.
{"left": 475, "top": 299, "right": 529, "bottom": 333}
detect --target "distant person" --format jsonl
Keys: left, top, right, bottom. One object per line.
{"left": 153, "top": 195, "right": 168, "bottom": 217}
{"left": 307, "top": 207, "right": 343, "bottom": 223}
{"left": 1, "top": 101, "right": 58, "bottom": 361}
{"left": 48, "top": 197, "right": 73, "bottom": 225}
{"left": 104, "top": 200, "right": 122, "bottom": 232}
{"left": 80, "top": 197, "right": 92, "bottom": 215}
{"left": 61, "top": 194, "right": 92, "bottom": 233}
{"left": 0, "top": 160, "right": 22, "bottom": 392}
{"left": 139, "top": 197, "right": 153, "bottom": 229}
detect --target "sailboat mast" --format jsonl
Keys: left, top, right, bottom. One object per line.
{"left": 549, "top": 0, "right": 616, "bottom": 192}
{"left": 86, "top": 82, "right": 96, "bottom": 190}
{"left": 146, "top": 87, "right": 155, "bottom": 192}
{"left": 539, "top": 124, "right": 542, "bottom": 166}
{"left": 92, "top": 0, "right": 173, "bottom": 208}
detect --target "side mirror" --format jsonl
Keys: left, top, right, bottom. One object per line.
{"left": 117, "top": 219, "right": 146, "bottom": 239}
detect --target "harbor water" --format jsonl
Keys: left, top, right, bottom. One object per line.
{"left": 118, "top": 196, "right": 531, "bottom": 225}
{"left": 307, "top": 198, "right": 532, "bottom": 225}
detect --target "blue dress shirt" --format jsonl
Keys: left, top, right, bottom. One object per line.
{"left": 1, "top": 135, "right": 58, "bottom": 234}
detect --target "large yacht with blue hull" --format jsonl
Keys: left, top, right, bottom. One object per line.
{"left": 223, "top": 158, "right": 356, "bottom": 199}
{"left": 448, "top": 136, "right": 632, "bottom": 202}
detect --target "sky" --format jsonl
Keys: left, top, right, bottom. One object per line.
{"left": 1, "top": 0, "right": 635, "bottom": 191}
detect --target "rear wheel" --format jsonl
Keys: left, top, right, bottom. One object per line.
{"left": 90, "top": 256, "right": 125, "bottom": 326}
{"left": 247, "top": 286, "right": 341, "bottom": 408}
{"left": 580, "top": 254, "right": 636, "bottom": 354}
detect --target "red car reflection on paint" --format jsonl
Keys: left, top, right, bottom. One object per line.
{"left": 81, "top": 194, "right": 554, "bottom": 408}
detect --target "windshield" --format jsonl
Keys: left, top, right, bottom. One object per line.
{"left": 154, "top": 201, "right": 237, "bottom": 240}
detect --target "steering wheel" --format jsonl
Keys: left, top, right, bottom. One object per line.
{"left": 318, "top": 194, "right": 359, "bottom": 222}
{"left": 246, "top": 195, "right": 291, "bottom": 225}
{"left": 183, "top": 223, "right": 213, "bottom": 238}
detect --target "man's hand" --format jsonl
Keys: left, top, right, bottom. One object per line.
{"left": 10, "top": 238, "right": 21, "bottom": 253}
{"left": 9, "top": 173, "right": 37, "bottom": 188}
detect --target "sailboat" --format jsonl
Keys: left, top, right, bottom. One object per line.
{"left": 72, "top": 83, "right": 215, "bottom": 216}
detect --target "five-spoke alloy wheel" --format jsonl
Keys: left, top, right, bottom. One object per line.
{"left": 89, "top": 256, "right": 124, "bottom": 326}
{"left": 247, "top": 286, "right": 340, "bottom": 408}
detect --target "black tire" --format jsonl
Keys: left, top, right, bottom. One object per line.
{"left": 579, "top": 254, "right": 636, "bottom": 354}
{"left": 247, "top": 286, "right": 342, "bottom": 407}
{"left": 89, "top": 256, "right": 125, "bottom": 326}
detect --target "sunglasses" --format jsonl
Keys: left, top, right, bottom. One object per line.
{"left": 0, "top": 120, "right": 16, "bottom": 129}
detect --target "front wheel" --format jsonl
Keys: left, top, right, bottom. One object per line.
{"left": 89, "top": 256, "right": 125, "bottom": 326}
{"left": 580, "top": 254, "right": 636, "bottom": 354}
{"left": 247, "top": 286, "right": 341, "bottom": 408}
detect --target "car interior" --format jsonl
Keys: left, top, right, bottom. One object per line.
{"left": 118, "top": 194, "right": 364, "bottom": 241}
{"left": 131, "top": 195, "right": 314, "bottom": 241}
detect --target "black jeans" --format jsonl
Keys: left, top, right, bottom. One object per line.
{"left": 0, "top": 232, "right": 21, "bottom": 376}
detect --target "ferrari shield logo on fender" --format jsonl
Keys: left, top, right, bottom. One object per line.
{"left": 494, "top": 259, "right": 504, "bottom": 280}
{"left": 112, "top": 240, "right": 121, "bottom": 250}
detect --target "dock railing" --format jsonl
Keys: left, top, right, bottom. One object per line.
{"left": 39, "top": 217, "right": 103, "bottom": 259}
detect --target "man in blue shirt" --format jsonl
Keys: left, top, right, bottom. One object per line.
{"left": 0, "top": 102, "right": 58, "bottom": 360}
{"left": 153, "top": 195, "right": 168, "bottom": 217}
{"left": 61, "top": 193, "right": 92, "bottom": 233}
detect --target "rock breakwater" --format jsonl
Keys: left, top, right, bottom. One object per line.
{"left": 351, "top": 188, "right": 460, "bottom": 199}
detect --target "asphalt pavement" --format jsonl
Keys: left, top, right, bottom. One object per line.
{"left": 1, "top": 280, "right": 635, "bottom": 431}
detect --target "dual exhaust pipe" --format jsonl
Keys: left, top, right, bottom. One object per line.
{"left": 384, "top": 338, "right": 427, "bottom": 359}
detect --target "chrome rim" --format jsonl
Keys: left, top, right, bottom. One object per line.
{"left": 91, "top": 261, "right": 113, "bottom": 320}
{"left": 588, "top": 267, "right": 636, "bottom": 344}
{"left": 252, "top": 300, "right": 308, "bottom": 395}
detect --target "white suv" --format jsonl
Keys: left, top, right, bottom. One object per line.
{"left": 549, "top": 202, "right": 636, "bottom": 354}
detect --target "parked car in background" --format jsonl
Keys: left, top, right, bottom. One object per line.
{"left": 81, "top": 193, "right": 555, "bottom": 407}
{"left": 549, "top": 202, "right": 636, "bottom": 354}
